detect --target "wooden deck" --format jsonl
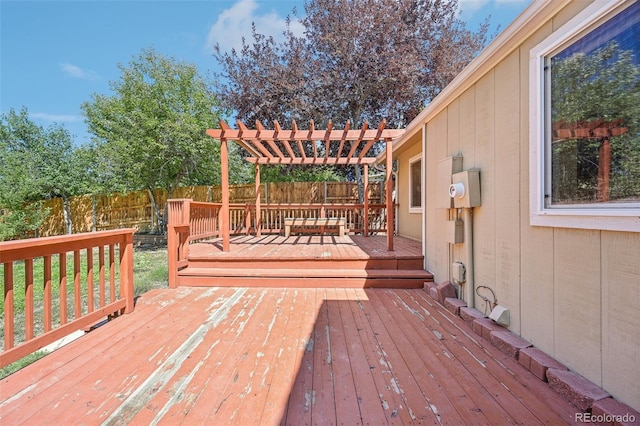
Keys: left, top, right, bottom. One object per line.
{"left": 0, "top": 287, "right": 577, "bottom": 424}
{"left": 178, "top": 235, "right": 434, "bottom": 288}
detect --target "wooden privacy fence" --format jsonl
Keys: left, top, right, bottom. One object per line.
{"left": 36, "top": 182, "right": 384, "bottom": 237}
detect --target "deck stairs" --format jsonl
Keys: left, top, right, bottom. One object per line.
{"left": 176, "top": 238, "right": 434, "bottom": 289}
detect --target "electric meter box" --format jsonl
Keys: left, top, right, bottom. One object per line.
{"left": 450, "top": 170, "right": 481, "bottom": 208}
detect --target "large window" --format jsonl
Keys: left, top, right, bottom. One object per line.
{"left": 530, "top": 0, "right": 640, "bottom": 231}
{"left": 409, "top": 154, "right": 422, "bottom": 213}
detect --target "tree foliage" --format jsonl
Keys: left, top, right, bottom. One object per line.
{"left": 82, "top": 48, "right": 245, "bottom": 231}
{"left": 82, "top": 48, "right": 238, "bottom": 195}
{"left": 551, "top": 41, "right": 640, "bottom": 203}
{"left": 0, "top": 108, "right": 88, "bottom": 240}
{"left": 552, "top": 41, "right": 640, "bottom": 127}
{"left": 214, "top": 0, "right": 488, "bottom": 129}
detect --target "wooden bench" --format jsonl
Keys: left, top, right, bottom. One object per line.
{"left": 284, "top": 217, "right": 346, "bottom": 237}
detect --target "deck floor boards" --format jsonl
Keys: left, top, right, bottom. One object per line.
{"left": 188, "top": 235, "right": 422, "bottom": 261}
{"left": 1, "top": 287, "right": 577, "bottom": 425}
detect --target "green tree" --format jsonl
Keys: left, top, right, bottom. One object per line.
{"left": 0, "top": 108, "right": 87, "bottom": 240}
{"left": 215, "top": 0, "right": 488, "bottom": 128}
{"left": 82, "top": 48, "right": 240, "bottom": 231}
{"left": 214, "top": 0, "right": 488, "bottom": 193}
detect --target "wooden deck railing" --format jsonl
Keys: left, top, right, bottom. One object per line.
{"left": 0, "top": 229, "right": 135, "bottom": 368}
{"left": 167, "top": 199, "right": 391, "bottom": 287}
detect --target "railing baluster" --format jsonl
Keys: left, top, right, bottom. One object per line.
{"left": 99, "top": 246, "right": 105, "bottom": 308}
{"left": 25, "top": 259, "right": 34, "bottom": 340}
{"left": 44, "top": 255, "right": 52, "bottom": 332}
{"left": 87, "top": 248, "right": 94, "bottom": 313}
{"left": 59, "top": 253, "right": 67, "bottom": 325}
{"left": 109, "top": 244, "right": 115, "bottom": 303}
{"left": 74, "top": 250, "right": 81, "bottom": 319}
{"left": 4, "top": 263, "right": 15, "bottom": 349}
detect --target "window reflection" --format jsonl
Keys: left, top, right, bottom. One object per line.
{"left": 548, "top": 2, "right": 640, "bottom": 206}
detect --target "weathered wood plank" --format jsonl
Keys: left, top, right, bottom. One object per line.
{"left": 325, "top": 288, "right": 362, "bottom": 424}
{"left": 0, "top": 287, "right": 222, "bottom": 422}
{"left": 405, "top": 289, "right": 576, "bottom": 424}
{"left": 347, "top": 288, "right": 412, "bottom": 424}
{"left": 338, "top": 289, "right": 389, "bottom": 423}
{"left": 281, "top": 290, "right": 317, "bottom": 425}
{"left": 1, "top": 287, "right": 578, "bottom": 425}
{"left": 231, "top": 288, "right": 295, "bottom": 425}
{"left": 148, "top": 289, "right": 261, "bottom": 424}
{"left": 310, "top": 289, "right": 337, "bottom": 425}
{"left": 56, "top": 288, "right": 243, "bottom": 424}
{"left": 364, "top": 289, "right": 447, "bottom": 424}
{"left": 259, "top": 289, "right": 314, "bottom": 424}
{"left": 366, "top": 289, "right": 476, "bottom": 424}
{"left": 120, "top": 287, "right": 249, "bottom": 425}
{"left": 177, "top": 289, "right": 277, "bottom": 424}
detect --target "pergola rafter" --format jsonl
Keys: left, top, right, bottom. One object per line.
{"left": 207, "top": 119, "right": 404, "bottom": 252}
{"left": 206, "top": 119, "right": 404, "bottom": 165}
{"left": 551, "top": 118, "right": 629, "bottom": 202}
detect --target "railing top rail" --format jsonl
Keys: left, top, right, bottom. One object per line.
{"left": 245, "top": 203, "right": 390, "bottom": 208}
{"left": 0, "top": 229, "right": 136, "bottom": 263}
{"left": 168, "top": 199, "right": 388, "bottom": 208}
{"left": 189, "top": 201, "right": 222, "bottom": 208}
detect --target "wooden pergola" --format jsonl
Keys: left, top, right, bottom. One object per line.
{"left": 207, "top": 119, "right": 404, "bottom": 252}
{"left": 552, "top": 118, "right": 629, "bottom": 202}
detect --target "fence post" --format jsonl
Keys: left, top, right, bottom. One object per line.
{"left": 324, "top": 181, "right": 327, "bottom": 204}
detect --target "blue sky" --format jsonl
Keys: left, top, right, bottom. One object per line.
{"left": 1, "top": 0, "right": 530, "bottom": 146}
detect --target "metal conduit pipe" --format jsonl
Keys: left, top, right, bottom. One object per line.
{"left": 462, "top": 207, "right": 475, "bottom": 308}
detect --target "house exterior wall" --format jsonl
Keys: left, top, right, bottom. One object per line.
{"left": 418, "top": 0, "right": 639, "bottom": 410}
{"left": 394, "top": 133, "right": 422, "bottom": 241}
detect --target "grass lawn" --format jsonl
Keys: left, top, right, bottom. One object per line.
{"left": 1, "top": 245, "right": 169, "bottom": 378}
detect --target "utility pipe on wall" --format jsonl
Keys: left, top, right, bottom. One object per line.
{"left": 462, "top": 207, "right": 475, "bottom": 308}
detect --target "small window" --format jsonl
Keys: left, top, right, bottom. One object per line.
{"left": 409, "top": 155, "right": 422, "bottom": 213}
{"left": 530, "top": 0, "right": 640, "bottom": 231}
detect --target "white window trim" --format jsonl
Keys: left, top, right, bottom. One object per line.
{"left": 529, "top": 0, "right": 640, "bottom": 232}
{"left": 409, "top": 153, "right": 423, "bottom": 214}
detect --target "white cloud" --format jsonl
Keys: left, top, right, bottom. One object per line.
{"left": 458, "top": 0, "right": 490, "bottom": 15}
{"left": 31, "top": 112, "right": 82, "bottom": 123}
{"left": 205, "top": 0, "right": 304, "bottom": 53}
{"left": 59, "top": 63, "right": 99, "bottom": 80}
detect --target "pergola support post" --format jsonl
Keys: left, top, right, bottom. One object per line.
{"left": 385, "top": 139, "right": 394, "bottom": 251}
{"left": 255, "top": 163, "right": 261, "bottom": 236}
{"left": 220, "top": 139, "right": 230, "bottom": 252}
{"left": 363, "top": 164, "right": 369, "bottom": 237}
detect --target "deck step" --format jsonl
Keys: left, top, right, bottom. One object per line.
{"left": 186, "top": 257, "right": 425, "bottom": 271}
{"left": 177, "top": 267, "right": 434, "bottom": 289}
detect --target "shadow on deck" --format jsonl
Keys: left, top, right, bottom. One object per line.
{"left": 0, "top": 287, "right": 576, "bottom": 424}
